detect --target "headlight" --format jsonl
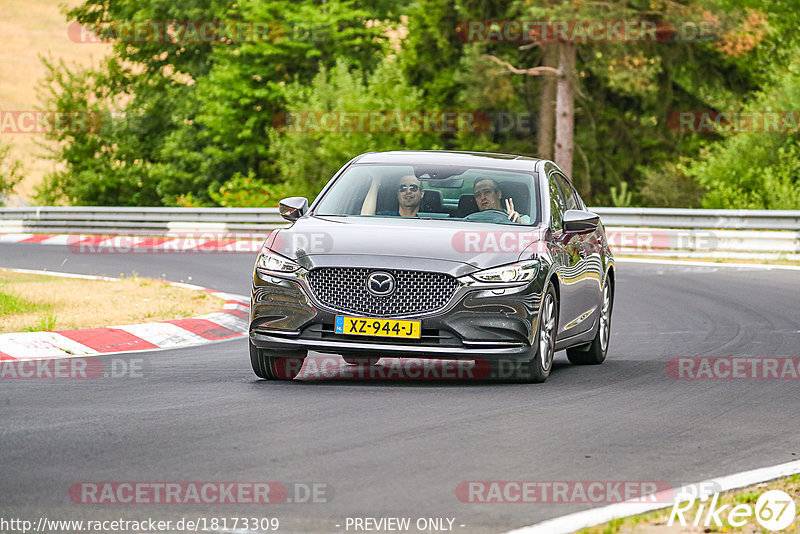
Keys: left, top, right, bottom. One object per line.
{"left": 469, "top": 260, "right": 539, "bottom": 283}
{"left": 256, "top": 249, "right": 300, "bottom": 275}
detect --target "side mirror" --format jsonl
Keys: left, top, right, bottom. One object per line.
{"left": 278, "top": 197, "right": 308, "bottom": 222}
{"left": 563, "top": 209, "right": 600, "bottom": 233}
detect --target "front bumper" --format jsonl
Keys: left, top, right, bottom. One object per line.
{"left": 250, "top": 268, "right": 547, "bottom": 361}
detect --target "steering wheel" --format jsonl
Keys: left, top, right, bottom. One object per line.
{"left": 464, "top": 209, "right": 510, "bottom": 224}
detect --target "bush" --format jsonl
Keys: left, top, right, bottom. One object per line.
{"left": 686, "top": 62, "right": 800, "bottom": 209}
{"left": 207, "top": 172, "right": 294, "bottom": 208}
{"left": 0, "top": 142, "right": 24, "bottom": 206}
{"left": 638, "top": 162, "right": 704, "bottom": 208}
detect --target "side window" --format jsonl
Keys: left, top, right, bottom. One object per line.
{"left": 548, "top": 176, "right": 566, "bottom": 231}
{"left": 554, "top": 173, "right": 579, "bottom": 211}
{"left": 574, "top": 191, "right": 587, "bottom": 210}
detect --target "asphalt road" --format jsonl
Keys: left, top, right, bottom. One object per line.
{"left": 1, "top": 243, "right": 799, "bottom": 533}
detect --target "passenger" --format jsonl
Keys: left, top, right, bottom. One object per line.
{"left": 361, "top": 174, "right": 424, "bottom": 217}
{"left": 473, "top": 178, "right": 530, "bottom": 224}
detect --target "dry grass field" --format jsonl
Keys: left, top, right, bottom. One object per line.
{"left": 0, "top": 269, "right": 223, "bottom": 333}
{"left": 0, "top": 0, "right": 110, "bottom": 204}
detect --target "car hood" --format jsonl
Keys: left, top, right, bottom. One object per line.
{"left": 265, "top": 216, "right": 546, "bottom": 276}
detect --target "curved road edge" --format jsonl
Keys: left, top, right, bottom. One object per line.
{"left": 0, "top": 268, "right": 249, "bottom": 361}
{"left": 506, "top": 458, "right": 800, "bottom": 534}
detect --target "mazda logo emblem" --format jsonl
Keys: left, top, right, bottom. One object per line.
{"left": 367, "top": 271, "right": 395, "bottom": 297}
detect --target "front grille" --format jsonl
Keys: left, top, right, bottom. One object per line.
{"left": 305, "top": 268, "right": 459, "bottom": 317}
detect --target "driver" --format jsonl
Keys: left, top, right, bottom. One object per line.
{"left": 473, "top": 178, "right": 529, "bottom": 224}
{"left": 361, "top": 174, "right": 424, "bottom": 217}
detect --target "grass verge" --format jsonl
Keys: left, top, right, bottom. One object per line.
{"left": 0, "top": 269, "right": 224, "bottom": 333}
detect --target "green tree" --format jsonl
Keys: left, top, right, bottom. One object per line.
{"left": 37, "top": 0, "right": 800, "bottom": 210}
{"left": 268, "top": 57, "right": 442, "bottom": 201}
{"left": 453, "top": 0, "right": 777, "bottom": 205}
{"left": 682, "top": 1, "right": 800, "bottom": 209}
{"left": 0, "top": 142, "right": 24, "bottom": 206}
{"left": 40, "top": 0, "right": 394, "bottom": 206}
{"left": 685, "top": 66, "right": 800, "bottom": 209}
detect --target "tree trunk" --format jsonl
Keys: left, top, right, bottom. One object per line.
{"left": 554, "top": 43, "right": 575, "bottom": 181}
{"left": 537, "top": 44, "right": 558, "bottom": 161}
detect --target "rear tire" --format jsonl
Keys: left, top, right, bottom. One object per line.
{"left": 567, "top": 279, "right": 613, "bottom": 365}
{"left": 249, "top": 339, "right": 307, "bottom": 380}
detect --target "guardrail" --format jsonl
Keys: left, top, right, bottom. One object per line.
{"left": 591, "top": 208, "right": 800, "bottom": 260}
{"left": 592, "top": 208, "right": 800, "bottom": 260}
{"left": 590, "top": 207, "right": 800, "bottom": 231}
{"left": 1, "top": 206, "right": 798, "bottom": 260}
{"left": 0, "top": 207, "right": 285, "bottom": 235}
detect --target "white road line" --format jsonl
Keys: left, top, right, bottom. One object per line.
{"left": 505, "top": 459, "right": 800, "bottom": 534}
{"left": 0, "top": 233, "right": 34, "bottom": 242}
{"left": 40, "top": 234, "right": 73, "bottom": 245}
{"left": 617, "top": 257, "right": 800, "bottom": 271}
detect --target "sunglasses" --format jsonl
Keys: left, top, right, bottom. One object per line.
{"left": 398, "top": 184, "right": 420, "bottom": 192}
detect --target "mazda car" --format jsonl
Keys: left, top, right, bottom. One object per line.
{"left": 249, "top": 150, "right": 615, "bottom": 382}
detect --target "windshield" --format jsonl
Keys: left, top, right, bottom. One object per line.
{"left": 314, "top": 163, "right": 540, "bottom": 226}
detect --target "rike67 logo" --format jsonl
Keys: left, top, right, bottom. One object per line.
{"left": 669, "top": 489, "right": 796, "bottom": 531}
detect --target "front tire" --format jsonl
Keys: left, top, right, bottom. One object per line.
{"left": 567, "top": 278, "right": 613, "bottom": 365}
{"left": 490, "top": 283, "right": 558, "bottom": 383}
{"left": 249, "top": 339, "right": 307, "bottom": 380}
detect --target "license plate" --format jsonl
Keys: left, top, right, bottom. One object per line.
{"left": 335, "top": 316, "right": 421, "bottom": 339}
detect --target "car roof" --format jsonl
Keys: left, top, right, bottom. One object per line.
{"left": 354, "top": 150, "right": 542, "bottom": 172}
